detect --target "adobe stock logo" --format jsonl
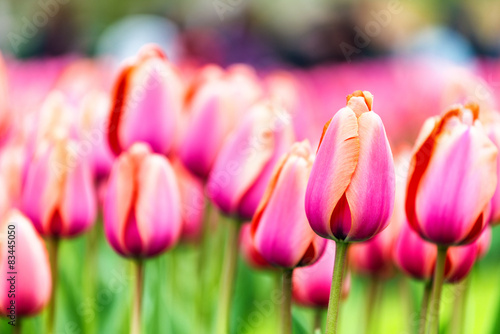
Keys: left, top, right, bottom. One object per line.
{"left": 7, "top": 0, "right": 70, "bottom": 53}
{"left": 340, "top": 0, "right": 403, "bottom": 62}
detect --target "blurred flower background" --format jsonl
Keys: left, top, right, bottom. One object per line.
{"left": 1, "top": 0, "right": 500, "bottom": 333}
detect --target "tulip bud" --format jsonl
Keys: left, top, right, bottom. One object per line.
{"left": 293, "top": 241, "right": 350, "bottom": 308}
{"left": 406, "top": 103, "right": 498, "bottom": 246}
{"left": 394, "top": 222, "right": 478, "bottom": 283}
{"left": 0, "top": 210, "right": 52, "bottom": 316}
{"left": 305, "top": 90, "right": 395, "bottom": 242}
{"left": 22, "top": 136, "right": 97, "bottom": 238}
{"left": 239, "top": 223, "right": 272, "bottom": 270}
{"left": 251, "top": 141, "right": 326, "bottom": 268}
{"left": 104, "top": 143, "right": 182, "bottom": 257}
{"left": 476, "top": 226, "right": 491, "bottom": 259}
{"left": 207, "top": 100, "right": 295, "bottom": 219}
{"left": 108, "top": 44, "right": 183, "bottom": 156}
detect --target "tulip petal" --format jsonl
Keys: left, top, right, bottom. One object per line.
{"left": 305, "top": 108, "right": 360, "bottom": 239}
{"left": 253, "top": 155, "right": 315, "bottom": 268}
{"left": 345, "top": 111, "right": 395, "bottom": 241}
{"left": 415, "top": 126, "right": 497, "bottom": 244}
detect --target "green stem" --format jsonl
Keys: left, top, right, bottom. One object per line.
{"left": 47, "top": 238, "right": 59, "bottom": 334}
{"left": 280, "top": 269, "right": 293, "bottom": 334}
{"left": 214, "top": 219, "right": 241, "bottom": 334}
{"left": 419, "top": 280, "right": 433, "bottom": 334}
{"left": 449, "top": 275, "right": 471, "bottom": 334}
{"left": 84, "top": 222, "right": 100, "bottom": 334}
{"left": 426, "top": 246, "right": 448, "bottom": 334}
{"left": 131, "top": 259, "right": 144, "bottom": 334}
{"left": 313, "top": 309, "right": 323, "bottom": 333}
{"left": 14, "top": 317, "right": 21, "bottom": 334}
{"left": 365, "top": 276, "right": 382, "bottom": 334}
{"left": 325, "top": 241, "right": 349, "bottom": 334}
{"left": 398, "top": 276, "right": 413, "bottom": 334}
{"left": 196, "top": 203, "right": 211, "bottom": 333}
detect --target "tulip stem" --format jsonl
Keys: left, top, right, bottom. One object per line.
{"left": 280, "top": 269, "right": 293, "bottom": 334}
{"left": 449, "top": 275, "right": 471, "bottom": 334}
{"left": 14, "top": 317, "right": 21, "bottom": 334}
{"left": 365, "top": 276, "right": 382, "bottom": 334}
{"left": 313, "top": 309, "right": 323, "bottom": 333}
{"left": 325, "top": 241, "right": 349, "bottom": 334}
{"left": 47, "top": 238, "right": 59, "bottom": 334}
{"left": 426, "top": 246, "right": 448, "bottom": 334}
{"left": 214, "top": 219, "right": 241, "bottom": 334}
{"left": 419, "top": 280, "right": 433, "bottom": 334}
{"left": 131, "top": 259, "right": 144, "bottom": 334}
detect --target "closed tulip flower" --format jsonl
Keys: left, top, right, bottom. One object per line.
{"left": 108, "top": 44, "right": 183, "bottom": 156}
{"left": 476, "top": 226, "right": 491, "bottom": 259}
{"left": 394, "top": 222, "right": 478, "bottom": 284}
{"left": 22, "top": 137, "right": 97, "bottom": 238}
{"left": 304, "top": 90, "right": 395, "bottom": 334}
{"left": 305, "top": 90, "right": 395, "bottom": 242}
{"left": 293, "top": 241, "right": 351, "bottom": 308}
{"left": 252, "top": 141, "right": 326, "bottom": 269}
{"left": 0, "top": 210, "right": 52, "bottom": 317}
{"left": 406, "top": 103, "right": 497, "bottom": 246}
{"left": 207, "top": 100, "right": 295, "bottom": 219}
{"left": 104, "top": 143, "right": 182, "bottom": 257}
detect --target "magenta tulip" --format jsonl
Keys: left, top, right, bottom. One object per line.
{"left": 305, "top": 90, "right": 395, "bottom": 242}
{"left": 293, "top": 241, "right": 351, "bottom": 308}
{"left": 0, "top": 210, "right": 52, "bottom": 317}
{"left": 104, "top": 143, "right": 182, "bottom": 258}
{"left": 207, "top": 100, "right": 295, "bottom": 220}
{"left": 486, "top": 118, "right": 500, "bottom": 225}
{"left": 108, "top": 44, "right": 183, "bottom": 156}
{"left": 22, "top": 138, "right": 97, "bottom": 238}
{"left": 251, "top": 141, "right": 326, "bottom": 268}
{"left": 394, "top": 222, "right": 478, "bottom": 284}
{"left": 406, "top": 104, "right": 497, "bottom": 246}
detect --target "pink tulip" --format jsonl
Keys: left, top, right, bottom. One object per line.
{"left": 239, "top": 223, "right": 272, "bottom": 270}
{"left": 251, "top": 141, "right": 326, "bottom": 268}
{"left": 21, "top": 136, "right": 97, "bottom": 238}
{"left": 207, "top": 100, "right": 295, "bottom": 219}
{"left": 172, "top": 159, "right": 205, "bottom": 243}
{"left": 0, "top": 53, "right": 10, "bottom": 144}
{"left": 293, "top": 241, "right": 351, "bottom": 308}
{"left": 305, "top": 90, "right": 395, "bottom": 242}
{"left": 394, "top": 222, "right": 478, "bottom": 283}
{"left": 0, "top": 210, "right": 52, "bottom": 316}
{"left": 476, "top": 226, "right": 491, "bottom": 259}
{"left": 108, "top": 44, "right": 183, "bottom": 156}
{"left": 485, "top": 117, "right": 500, "bottom": 225}
{"left": 104, "top": 143, "right": 182, "bottom": 257}
{"left": 406, "top": 104, "right": 498, "bottom": 245}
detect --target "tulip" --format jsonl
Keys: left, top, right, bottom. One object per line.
{"left": 0, "top": 53, "right": 10, "bottom": 145}
{"left": 252, "top": 141, "right": 326, "bottom": 269}
{"left": 239, "top": 223, "right": 272, "bottom": 270}
{"left": 104, "top": 142, "right": 182, "bottom": 257}
{"left": 485, "top": 118, "right": 500, "bottom": 225}
{"left": 0, "top": 210, "right": 52, "bottom": 320}
{"left": 207, "top": 100, "right": 295, "bottom": 219}
{"left": 476, "top": 226, "right": 492, "bottom": 259}
{"left": 405, "top": 103, "right": 497, "bottom": 333}
{"left": 293, "top": 241, "right": 351, "bottom": 308}
{"left": 304, "top": 90, "right": 395, "bottom": 334}
{"left": 107, "top": 44, "right": 183, "bottom": 156}
{"left": 22, "top": 138, "right": 97, "bottom": 238}
{"left": 394, "top": 222, "right": 478, "bottom": 284}
{"left": 104, "top": 142, "right": 181, "bottom": 334}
